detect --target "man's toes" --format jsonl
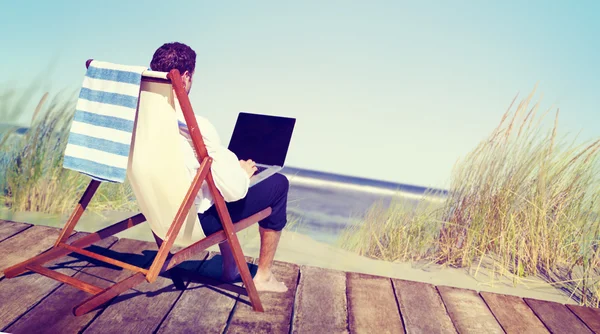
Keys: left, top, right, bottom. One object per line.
{"left": 254, "top": 278, "right": 288, "bottom": 293}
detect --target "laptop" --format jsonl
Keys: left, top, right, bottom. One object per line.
{"left": 228, "top": 112, "right": 296, "bottom": 187}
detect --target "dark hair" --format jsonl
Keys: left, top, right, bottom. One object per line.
{"left": 150, "top": 42, "right": 196, "bottom": 74}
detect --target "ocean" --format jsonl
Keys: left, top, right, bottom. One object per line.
{"left": 280, "top": 166, "right": 448, "bottom": 245}
{"left": 0, "top": 165, "right": 447, "bottom": 247}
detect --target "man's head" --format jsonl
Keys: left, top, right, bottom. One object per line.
{"left": 150, "top": 42, "right": 196, "bottom": 94}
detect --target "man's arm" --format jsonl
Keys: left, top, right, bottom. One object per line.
{"left": 210, "top": 148, "right": 250, "bottom": 201}
{"left": 196, "top": 117, "right": 250, "bottom": 202}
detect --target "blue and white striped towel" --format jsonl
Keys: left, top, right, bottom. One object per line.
{"left": 63, "top": 61, "right": 148, "bottom": 183}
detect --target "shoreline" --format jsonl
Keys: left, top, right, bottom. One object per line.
{"left": 283, "top": 172, "right": 447, "bottom": 202}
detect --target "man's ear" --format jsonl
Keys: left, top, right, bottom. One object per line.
{"left": 181, "top": 70, "right": 193, "bottom": 93}
{"left": 183, "top": 70, "right": 194, "bottom": 83}
{"left": 179, "top": 71, "right": 188, "bottom": 85}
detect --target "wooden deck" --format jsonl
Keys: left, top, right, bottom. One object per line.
{"left": 0, "top": 220, "right": 598, "bottom": 334}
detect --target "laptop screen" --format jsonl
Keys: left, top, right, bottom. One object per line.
{"left": 227, "top": 112, "right": 296, "bottom": 166}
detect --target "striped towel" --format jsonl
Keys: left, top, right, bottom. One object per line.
{"left": 63, "top": 61, "right": 147, "bottom": 183}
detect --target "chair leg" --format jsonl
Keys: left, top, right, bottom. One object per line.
{"left": 73, "top": 272, "right": 146, "bottom": 316}
{"left": 55, "top": 180, "right": 101, "bottom": 247}
{"left": 152, "top": 232, "right": 186, "bottom": 290}
{"left": 3, "top": 180, "right": 105, "bottom": 279}
{"left": 225, "top": 232, "right": 264, "bottom": 312}
{"left": 3, "top": 213, "right": 146, "bottom": 278}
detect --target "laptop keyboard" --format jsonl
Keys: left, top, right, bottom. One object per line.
{"left": 255, "top": 166, "right": 268, "bottom": 173}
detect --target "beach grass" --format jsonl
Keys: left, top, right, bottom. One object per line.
{"left": 339, "top": 88, "right": 600, "bottom": 307}
{"left": 1, "top": 88, "right": 138, "bottom": 214}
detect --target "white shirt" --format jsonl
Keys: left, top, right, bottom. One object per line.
{"left": 175, "top": 103, "right": 249, "bottom": 213}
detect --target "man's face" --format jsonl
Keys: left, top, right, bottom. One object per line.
{"left": 183, "top": 70, "right": 194, "bottom": 94}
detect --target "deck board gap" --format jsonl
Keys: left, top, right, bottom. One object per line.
{"left": 565, "top": 306, "right": 597, "bottom": 333}
{"left": 434, "top": 286, "right": 460, "bottom": 333}
{"left": 1, "top": 281, "right": 65, "bottom": 332}
{"left": 344, "top": 271, "right": 350, "bottom": 334}
{"left": 390, "top": 277, "right": 407, "bottom": 332}
{"left": 152, "top": 252, "right": 212, "bottom": 332}
{"left": 153, "top": 281, "right": 189, "bottom": 334}
{"left": 0, "top": 223, "right": 32, "bottom": 244}
{"left": 287, "top": 268, "right": 302, "bottom": 334}
{"left": 222, "top": 288, "right": 241, "bottom": 334}
{"left": 479, "top": 292, "right": 509, "bottom": 333}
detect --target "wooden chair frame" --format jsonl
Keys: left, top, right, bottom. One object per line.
{"left": 2, "top": 60, "right": 268, "bottom": 316}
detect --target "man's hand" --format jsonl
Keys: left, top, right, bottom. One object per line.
{"left": 239, "top": 159, "right": 257, "bottom": 178}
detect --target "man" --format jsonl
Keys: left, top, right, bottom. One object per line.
{"left": 150, "top": 42, "right": 289, "bottom": 293}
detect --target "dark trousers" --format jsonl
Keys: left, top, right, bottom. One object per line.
{"left": 198, "top": 173, "right": 289, "bottom": 236}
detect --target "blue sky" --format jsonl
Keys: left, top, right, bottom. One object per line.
{"left": 1, "top": 1, "right": 598, "bottom": 188}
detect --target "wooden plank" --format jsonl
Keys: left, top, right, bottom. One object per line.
{"left": 347, "top": 272, "right": 405, "bottom": 334}
{"left": 156, "top": 252, "right": 248, "bottom": 334}
{"left": 226, "top": 260, "right": 299, "bottom": 334}
{"left": 480, "top": 292, "right": 549, "bottom": 333}
{"left": 567, "top": 304, "right": 600, "bottom": 333}
{"left": 0, "top": 225, "right": 63, "bottom": 279}
{"left": 5, "top": 239, "right": 156, "bottom": 334}
{"left": 393, "top": 280, "right": 457, "bottom": 334}
{"left": 0, "top": 233, "right": 116, "bottom": 331}
{"left": 84, "top": 249, "right": 208, "bottom": 334}
{"left": 0, "top": 220, "right": 31, "bottom": 243}
{"left": 437, "top": 286, "right": 503, "bottom": 334}
{"left": 292, "top": 266, "right": 348, "bottom": 334}
{"left": 525, "top": 298, "right": 592, "bottom": 333}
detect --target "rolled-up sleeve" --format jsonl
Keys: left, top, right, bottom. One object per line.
{"left": 209, "top": 146, "right": 249, "bottom": 202}
{"left": 197, "top": 117, "right": 249, "bottom": 202}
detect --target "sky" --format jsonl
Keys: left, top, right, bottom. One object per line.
{"left": 1, "top": 1, "right": 599, "bottom": 188}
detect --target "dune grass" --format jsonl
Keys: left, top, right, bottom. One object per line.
{"left": 0, "top": 89, "right": 138, "bottom": 214}
{"left": 338, "top": 194, "right": 445, "bottom": 262}
{"left": 338, "top": 88, "right": 600, "bottom": 307}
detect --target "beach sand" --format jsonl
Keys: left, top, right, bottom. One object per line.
{"left": 230, "top": 224, "right": 576, "bottom": 305}
{"left": 1, "top": 209, "right": 576, "bottom": 305}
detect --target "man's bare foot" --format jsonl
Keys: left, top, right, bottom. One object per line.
{"left": 253, "top": 271, "right": 287, "bottom": 293}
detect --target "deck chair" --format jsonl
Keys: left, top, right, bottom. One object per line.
{"left": 2, "top": 59, "right": 270, "bottom": 316}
